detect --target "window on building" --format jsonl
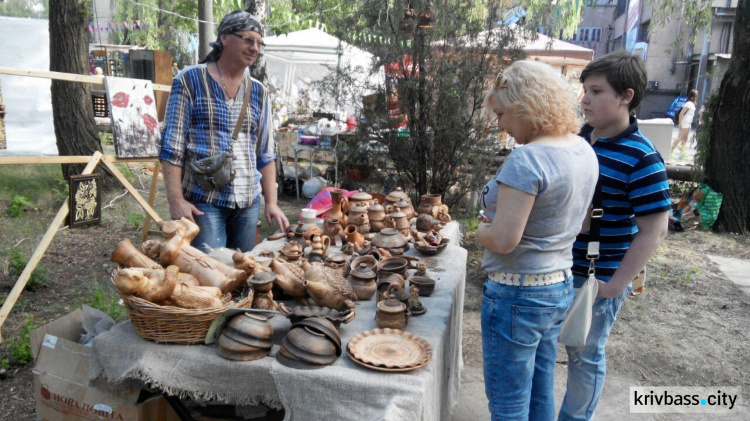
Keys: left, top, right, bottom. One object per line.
{"left": 592, "top": 27, "right": 602, "bottom": 42}
{"left": 579, "top": 27, "right": 590, "bottom": 42}
{"left": 615, "top": 0, "right": 627, "bottom": 17}
{"left": 720, "top": 22, "right": 734, "bottom": 53}
{"left": 637, "top": 20, "right": 650, "bottom": 42}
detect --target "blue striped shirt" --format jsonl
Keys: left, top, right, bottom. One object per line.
{"left": 160, "top": 64, "right": 275, "bottom": 208}
{"left": 571, "top": 118, "right": 671, "bottom": 282}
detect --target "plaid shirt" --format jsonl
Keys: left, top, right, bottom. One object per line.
{"left": 160, "top": 64, "right": 275, "bottom": 208}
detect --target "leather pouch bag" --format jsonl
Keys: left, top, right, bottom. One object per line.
{"left": 190, "top": 152, "right": 235, "bottom": 191}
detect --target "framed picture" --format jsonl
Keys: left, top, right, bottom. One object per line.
{"left": 69, "top": 173, "right": 102, "bottom": 228}
{"left": 104, "top": 76, "right": 161, "bottom": 158}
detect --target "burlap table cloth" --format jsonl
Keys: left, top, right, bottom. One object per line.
{"left": 90, "top": 222, "right": 466, "bottom": 420}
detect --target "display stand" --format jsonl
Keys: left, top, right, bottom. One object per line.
{"left": 0, "top": 152, "right": 163, "bottom": 342}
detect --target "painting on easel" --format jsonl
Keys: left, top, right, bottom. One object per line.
{"left": 104, "top": 77, "right": 160, "bottom": 158}
{"left": 69, "top": 173, "right": 102, "bottom": 228}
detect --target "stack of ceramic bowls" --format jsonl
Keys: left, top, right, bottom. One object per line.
{"left": 217, "top": 313, "right": 273, "bottom": 361}
{"left": 279, "top": 317, "right": 341, "bottom": 366}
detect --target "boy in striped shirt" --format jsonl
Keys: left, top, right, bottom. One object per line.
{"left": 559, "top": 50, "right": 670, "bottom": 420}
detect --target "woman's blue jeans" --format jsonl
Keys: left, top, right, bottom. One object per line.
{"left": 481, "top": 276, "right": 574, "bottom": 420}
{"left": 558, "top": 278, "right": 629, "bottom": 421}
{"left": 190, "top": 199, "right": 261, "bottom": 253}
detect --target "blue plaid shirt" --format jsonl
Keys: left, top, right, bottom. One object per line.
{"left": 160, "top": 64, "right": 275, "bottom": 208}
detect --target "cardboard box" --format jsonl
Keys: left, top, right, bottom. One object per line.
{"left": 30, "top": 309, "right": 179, "bottom": 421}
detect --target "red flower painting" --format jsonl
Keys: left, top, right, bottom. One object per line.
{"left": 142, "top": 114, "right": 158, "bottom": 131}
{"left": 143, "top": 95, "right": 154, "bottom": 105}
{"left": 111, "top": 92, "right": 130, "bottom": 108}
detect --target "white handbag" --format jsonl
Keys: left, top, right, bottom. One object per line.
{"left": 559, "top": 180, "right": 603, "bottom": 347}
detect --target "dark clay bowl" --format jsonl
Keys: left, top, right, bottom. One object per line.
{"left": 409, "top": 275, "right": 436, "bottom": 296}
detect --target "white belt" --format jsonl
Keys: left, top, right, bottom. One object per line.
{"left": 487, "top": 269, "right": 572, "bottom": 287}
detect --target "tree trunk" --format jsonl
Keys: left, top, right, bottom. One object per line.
{"left": 49, "top": 0, "right": 116, "bottom": 190}
{"left": 705, "top": 0, "right": 750, "bottom": 234}
{"left": 245, "top": 0, "right": 268, "bottom": 83}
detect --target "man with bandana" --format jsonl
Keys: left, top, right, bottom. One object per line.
{"left": 160, "top": 10, "right": 289, "bottom": 252}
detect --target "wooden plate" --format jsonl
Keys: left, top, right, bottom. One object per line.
{"left": 348, "top": 351, "right": 432, "bottom": 372}
{"left": 347, "top": 328, "right": 432, "bottom": 370}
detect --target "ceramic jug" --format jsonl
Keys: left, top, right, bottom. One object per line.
{"left": 327, "top": 189, "right": 349, "bottom": 227}
{"left": 375, "top": 284, "right": 410, "bottom": 329}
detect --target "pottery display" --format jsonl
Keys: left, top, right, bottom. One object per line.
{"left": 248, "top": 271, "right": 279, "bottom": 311}
{"left": 375, "top": 284, "right": 410, "bottom": 329}
{"left": 348, "top": 256, "right": 378, "bottom": 300}
{"left": 286, "top": 223, "right": 308, "bottom": 243}
{"left": 326, "top": 189, "right": 349, "bottom": 228}
{"left": 302, "top": 262, "right": 357, "bottom": 311}
{"left": 217, "top": 313, "right": 273, "bottom": 361}
{"left": 347, "top": 328, "right": 433, "bottom": 372}
{"left": 416, "top": 214, "right": 444, "bottom": 233}
{"left": 270, "top": 257, "right": 309, "bottom": 304}
{"left": 393, "top": 199, "right": 416, "bottom": 221}
{"left": 367, "top": 204, "right": 387, "bottom": 233}
{"left": 278, "top": 303, "right": 356, "bottom": 326}
{"left": 370, "top": 228, "right": 410, "bottom": 255}
{"left": 110, "top": 238, "right": 161, "bottom": 269}
{"left": 376, "top": 257, "right": 417, "bottom": 279}
{"left": 376, "top": 273, "right": 410, "bottom": 303}
{"left": 142, "top": 218, "right": 247, "bottom": 294}
{"left": 324, "top": 252, "right": 348, "bottom": 277}
{"left": 409, "top": 275, "right": 436, "bottom": 296}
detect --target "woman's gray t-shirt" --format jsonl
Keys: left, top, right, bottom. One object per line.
{"left": 480, "top": 139, "right": 599, "bottom": 274}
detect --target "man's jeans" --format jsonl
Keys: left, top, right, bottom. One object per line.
{"left": 481, "top": 276, "right": 574, "bottom": 420}
{"left": 191, "top": 199, "right": 261, "bottom": 253}
{"left": 558, "top": 277, "right": 629, "bottom": 421}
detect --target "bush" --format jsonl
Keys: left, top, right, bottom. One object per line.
{"left": 84, "top": 287, "right": 128, "bottom": 322}
{"left": 4, "top": 313, "right": 41, "bottom": 367}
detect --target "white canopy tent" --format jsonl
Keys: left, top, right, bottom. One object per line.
{"left": 263, "top": 28, "right": 381, "bottom": 120}
{"left": 0, "top": 17, "right": 57, "bottom": 155}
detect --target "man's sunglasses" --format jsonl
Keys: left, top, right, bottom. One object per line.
{"left": 229, "top": 33, "right": 266, "bottom": 49}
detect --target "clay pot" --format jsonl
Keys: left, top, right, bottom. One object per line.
{"left": 279, "top": 241, "right": 304, "bottom": 261}
{"left": 344, "top": 225, "right": 365, "bottom": 249}
{"left": 286, "top": 223, "right": 307, "bottom": 243}
{"left": 409, "top": 275, "right": 436, "bottom": 296}
{"left": 327, "top": 189, "right": 349, "bottom": 227}
{"left": 369, "top": 220, "right": 385, "bottom": 233}
{"left": 323, "top": 218, "right": 346, "bottom": 245}
{"left": 416, "top": 214, "right": 444, "bottom": 232}
{"left": 367, "top": 204, "right": 386, "bottom": 222}
{"left": 371, "top": 228, "right": 409, "bottom": 252}
{"left": 386, "top": 211, "right": 411, "bottom": 238}
{"left": 348, "top": 191, "right": 374, "bottom": 209}
{"left": 383, "top": 187, "right": 409, "bottom": 210}
{"left": 417, "top": 194, "right": 442, "bottom": 215}
{"left": 394, "top": 199, "right": 415, "bottom": 221}
{"left": 377, "top": 257, "right": 410, "bottom": 278}
{"left": 347, "top": 203, "right": 370, "bottom": 234}
{"left": 307, "top": 234, "right": 331, "bottom": 257}
{"left": 348, "top": 256, "right": 378, "bottom": 300}
{"left": 375, "top": 284, "right": 410, "bottom": 330}
{"left": 280, "top": 324, "right": 338, "bottom": 365}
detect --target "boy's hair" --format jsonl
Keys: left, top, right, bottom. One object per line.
{"left": 580, "top": 50, "right": 647, "bottom": 111}
{"left": 687, "top": 89, "right": 698, "bottom": 101}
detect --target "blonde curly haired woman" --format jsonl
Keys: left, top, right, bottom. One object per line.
{"left": 476, "top": 60, "right": 599, "bottom": 420}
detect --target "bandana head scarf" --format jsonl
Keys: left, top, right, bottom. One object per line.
{"left": 200, "top": 10, "right": 263, "bottom": 64}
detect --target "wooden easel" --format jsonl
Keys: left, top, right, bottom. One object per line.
{"left": 0, "top": 152, "right": 164, "bottom": 341}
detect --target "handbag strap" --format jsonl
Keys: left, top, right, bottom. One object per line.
{"left": 229, "top": 79, "right": 253, "bottom": 154}
{"left": 587, "top": 178, "right": 603, "bottom": 275}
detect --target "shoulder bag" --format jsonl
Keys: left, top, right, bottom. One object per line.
{"left": 190, "top": 80, "right": 253, "bottom": 191}
{"left": 559, "top": 180, "right": 602, "bottom": 347}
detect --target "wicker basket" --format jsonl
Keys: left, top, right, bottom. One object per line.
{"left": 119, "top": 292, "right": 253, "bottom": 345}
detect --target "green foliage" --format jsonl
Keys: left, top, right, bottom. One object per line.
{"left": 4, "top": 313, "right": 41, "bottom": 367}
{"left": 0, "top": 0, "right": 48, "bottom": 18}
{"left": 127, "top": 212, "right": 145, "bottom": 230}
{"left": 646, "top": 0, "right": 713, "bottom": 43}
{"left": 680, "top": 266, "right": 701, "bottom": 284}
{"left": 83, "top": 288, "right": 128, "bottom": 322}
{"left": 1, "top": 358, "right": 9, "bottom": 369}
{"left": 8, "top": 195, "right": 36, "bottom": 217}
{"left": 7, "top": 247, "right": 49, "bottom": 292}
